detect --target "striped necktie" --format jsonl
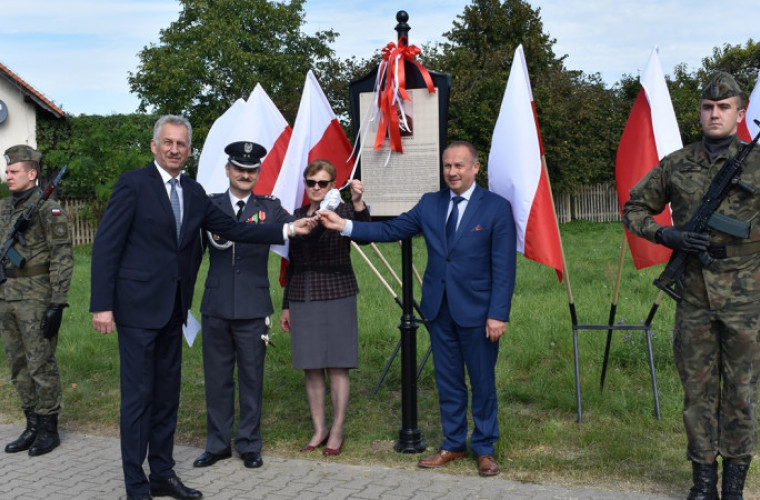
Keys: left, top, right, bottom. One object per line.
{"left": 169, "top": 178, "right": 181, "bottom": 240}
{"left": 446, "top": 195, "right": 464, "bottom": 247}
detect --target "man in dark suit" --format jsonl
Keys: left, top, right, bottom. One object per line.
{"left": 90, "top": 116, "right": 314, "bottom": 500}
{"left": 319, "top": 141, "right": 516, "bottom": 477}
{"left": 192, "top": 141, "right": 291, "bottom": 470}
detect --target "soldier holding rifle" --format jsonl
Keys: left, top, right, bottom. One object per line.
{"left": 0, "top": 145, "right": 72, "bottom": 457}
{"left": 624, "top": 71, "right": 760, "bottom": 500}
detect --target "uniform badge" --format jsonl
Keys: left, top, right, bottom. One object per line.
{"left": 51, "top": 208, "right": 62, "bottom": 216}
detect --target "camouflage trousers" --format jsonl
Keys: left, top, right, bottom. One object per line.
{"left": 673, "top": 300, "right": 760, "bottom": 465}
{"left": 0, "top": 298, "right": 62, "bottom": 415}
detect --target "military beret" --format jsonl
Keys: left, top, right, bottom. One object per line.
{"left": 4, "top": 144, "right": 42, "bottom": 166}
{"left": 225, "top": 141, "right": 267, "bottom": 170}
{"left": 701, "top": 71, "right": 743, "bottom": 101}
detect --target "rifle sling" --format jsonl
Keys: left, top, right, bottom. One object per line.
{"left": 3, "top": 264, "right": 49, "bottom": 278}
{"left": 707, "top": 241, "right": 760, "bottom": 259}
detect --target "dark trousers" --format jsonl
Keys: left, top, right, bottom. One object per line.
{"left": 429, "top": 298, "right": 500, "bottom": 457}
{"left": 201, "top": 315, "right": 267, "bottom": 454}
{"left": 117, "top": 299, "right": 183, "bottom": 495}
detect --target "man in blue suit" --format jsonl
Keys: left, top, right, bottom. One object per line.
{"left": 320, "top": 140, "right": 516, "bottom": 477}
{"left": 90, "top": 115, "right": 315, "bottom": 500}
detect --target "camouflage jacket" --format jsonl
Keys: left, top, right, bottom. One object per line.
{"left": 623, "top": 136, "right": 760, "bottom": 309}
{"left": 0, "top": 187, "right": 73, "bottom": 303}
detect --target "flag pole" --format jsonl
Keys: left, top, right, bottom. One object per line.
{"left": 600, "top": 235, "right": 628, "bottom": 390}
{"left": 368, "top": 242, "right": 434, "bottom": 379}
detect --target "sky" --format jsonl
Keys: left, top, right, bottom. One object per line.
{"left": 0, "top": 0, "right": 756, "bottom": 116}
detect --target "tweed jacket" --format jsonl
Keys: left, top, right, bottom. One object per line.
{"left": 282, "top": 201, "right": 370, "bottom": 308}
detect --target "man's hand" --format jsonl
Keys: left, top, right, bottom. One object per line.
{"left": 318, "top": 210, "right": 347, "bottom": 231}
{"left": 485, "top": 318, "right": 507, "bottom": 342}
{"left": 657, "top": 227, "right": 710, "bottom": 254}
{"left": 93, "top": 311, "right": 116, "bottom": 335}
{"left": 41, "top": 303, "right": 68, "bottom": 339}
{"left": 292, "top": 217, "right": 318, "bottom": 235}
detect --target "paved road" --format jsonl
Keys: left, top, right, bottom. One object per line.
{"left": 0, "top": 423, "right": 679, "bottom": 499}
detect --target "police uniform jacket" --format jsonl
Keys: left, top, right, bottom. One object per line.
{"left": 0, "top": 187, "right": 73, "bottom": 304}
{"left": 200, "top": 191, "right": 292, "bottom": 320}
{"left": 623, "top": 136, "right": 760, "bottom": 309}
{"left": 282, "top": 201, "right": 370, "bottom": 308}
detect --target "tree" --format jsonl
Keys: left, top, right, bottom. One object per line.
{"left": 128, "top": 0, "right": 339, "bottom": 150}
{"left": 423, "top": 0, "right": 620, "bottom": 191}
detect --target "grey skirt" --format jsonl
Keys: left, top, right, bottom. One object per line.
{"left": 289, "top": 295, "right": 359, "bottom": 370}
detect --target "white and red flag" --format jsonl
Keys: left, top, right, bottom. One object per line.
{"left": 738, "top": 78, "right": 760, "bottom": 142}
{"left": 271, "top": 70, "right": 354, "bottom": 261}
{"left": 197, "top": 84, "right": 292, "bottom": 195}
{"left": 488, "top": 44, "right": 564, "bottom": 281}
{"left": 615, "top": 47, "right": 681, "bottom": 270}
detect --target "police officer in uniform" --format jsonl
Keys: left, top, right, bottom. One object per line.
{"left": 0, "top": 145, "right": 72, "bottom": 456}
{"left": 624, "top": 72, "right": 760, "bottom": 500}
{"left": 192, "top": 141, "right": 292, "bottom": 470}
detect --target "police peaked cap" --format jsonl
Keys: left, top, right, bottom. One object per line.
{"left": 4, "top": 144, "right": 42, "bottom": 165}
{"left": 701, "top": 71, "right": 743, "bottom": 101}
{"left": 225, "top": 141, "right": 267, "bottom": 170}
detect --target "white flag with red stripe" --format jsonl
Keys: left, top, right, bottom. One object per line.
{"left": 197, "top": 84, "right": 292, "bottom": 195}
{"left": 488, "top": 44, "right": 564, "bottom": 281}
{"left": 615, "top": 47, "right": 681, "bottom": 270}
{"left": 738, "top": 78, "right": 760, "bottom": 142}
{"left": 271, "top": 70, "right": 354, "bottom": 261}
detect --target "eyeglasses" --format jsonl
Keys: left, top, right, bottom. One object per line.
{"left": 305, "top": 179, "right": 332, "bottom": 188}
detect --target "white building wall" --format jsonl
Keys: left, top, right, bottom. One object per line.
{"left": 0, "top": 77, "right": 37, "bottom": 182}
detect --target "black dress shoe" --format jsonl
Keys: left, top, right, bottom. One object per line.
{"left": 241, "top": 451, "right": 263, "bottom": 469}
{"left": 192, "top": 449, "right": 232, "bottom": 468}
{"left": 126, "top": 494, "right": 153, "bottom": 500}
{"left": 149, "top": 476, "right": 202, "bottom": 499}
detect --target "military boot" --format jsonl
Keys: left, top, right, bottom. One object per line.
{"left": 5, "top": 410, "right": 38, "bottom": 453}
{"left": 28, "top": 414, "right": 60, "bottom": 456}
{"left": 687, "top": 461, "right": 718, "bottom": 500}
{"left": 721, "top": 460, "right": 750, "bottom": 500}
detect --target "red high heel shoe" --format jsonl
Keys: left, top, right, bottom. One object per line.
{"left": 323, "top": 438, "right": 344, "bottom": 456}
{"left": 299, "top": 432, "right": 329, "bottom": 452}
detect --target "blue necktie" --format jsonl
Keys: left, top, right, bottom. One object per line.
{"left": 446, "top": 195, "right": 464, "bottom": 247}
{"left": 169, "top": 178, "right": 181, "bottom": 240}
{"left": 236, "top": 200, "right": 246, "bottom": 220}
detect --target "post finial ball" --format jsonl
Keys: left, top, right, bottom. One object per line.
{"left": 396, "top": 10, "right": 409, "bottom": 23}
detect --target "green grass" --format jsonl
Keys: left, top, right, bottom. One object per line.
{"left": 0, "top": 220, "right": 752, "bottom": 496}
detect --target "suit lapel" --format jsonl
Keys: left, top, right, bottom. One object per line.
{"left": 449, "top": 185, "right": 483, "bottom": 250}
{"left": 147, "top": 163, "right": 177, "bottom": 231}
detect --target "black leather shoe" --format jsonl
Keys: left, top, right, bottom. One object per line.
{"left": 241, "top": 451, "right": 263, "bottom": 469}
{"left": 126, "top": 494, "right": 153, "bottom": 500}
{"left": 149, "top": 477, "right": 202, "bottom": 499}
{"left": 192, "top": 450, "right": 232, "bottom": 468}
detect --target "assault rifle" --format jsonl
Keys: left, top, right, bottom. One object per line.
{"left": 654, "top": 121, "right": 760, "bottom": 301}
{"left": 0, "top": 165, "right": 68, "bottom": 284}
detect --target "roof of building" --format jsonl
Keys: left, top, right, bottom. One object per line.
{"left": 0, "top": 60, "right": 65, "bottom": 118}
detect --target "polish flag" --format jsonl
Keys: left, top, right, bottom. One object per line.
{"left": 738, "top": 78, "right": 760, "bottom": 142}
{"left": 488, "top": 44, "right": 564, "bottom": 281}
{"left": 197, "top": 84, "right": 292, "bottom": 195}
{"left": 615, "top": 47, "right": 681, "bottom": 270}
{"left": 271, "top": 70, "right": 355, "bottom": 263}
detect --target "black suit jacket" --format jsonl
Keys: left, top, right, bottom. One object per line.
{"left": 90, "top": 163, "right": 285, "bottom": 329}
{"left": 200, "top": 191, "right": 292, "bottom": 320}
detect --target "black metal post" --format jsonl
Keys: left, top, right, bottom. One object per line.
{"left": 394, "top": 10, "right": 425, "bottom": 453}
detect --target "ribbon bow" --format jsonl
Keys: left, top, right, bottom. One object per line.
{"left": 373, "top": 36, "right": 435, "bottom": 153}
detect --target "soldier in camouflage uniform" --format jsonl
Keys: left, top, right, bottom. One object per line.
{"left": 623, "top": 72, "right": 760, "bottom": 500}
{"left": 0, "top": 145, "right": 73, "bottom": 457}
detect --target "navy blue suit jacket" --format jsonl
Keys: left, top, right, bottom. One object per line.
{"left": 90, "top": 163, "right": 285, "bottom": 329}
{"left": 350, "top": 185, "right": 516, "bottom": 328}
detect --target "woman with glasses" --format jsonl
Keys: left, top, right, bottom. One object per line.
{"left": 280, "top": 159, "right": 369, "bottom": 456}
